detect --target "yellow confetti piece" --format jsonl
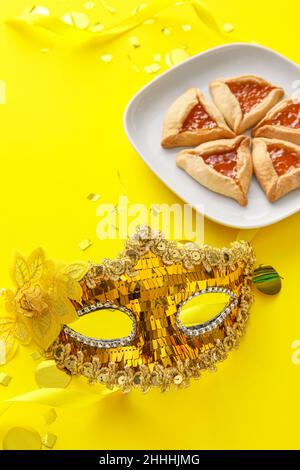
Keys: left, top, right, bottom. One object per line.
{"left": 165, "top": 48, "right": 189, "bottom": 67}
{"left": 42, "top": 432, "right": 57, "bottom": 449}
{"left": 40, "top": 47, "right": 51, "bottom": 53}
{"left": 3, "top": 427, "right": 42, "bottom": 450}
{"left": 0, "top": 80, "right": 6, "bottom": 105}
{"left": 35, "top": 360, "right": 72, "bottom": 389}
{"left": 129, "top": 36, "right": 140, "bottom": 48}
{"left": 84, "top": 1, "right": 95, "bottom": 9}
{"left": 181, "top": 24, "right": 192, "bottom": 31}
{"left": 153, "top": 53, "right": 161, "bottom": 62}
{"left": 131, "top": 3, "right": 148, "bottom": 15}
{"left": 100, "top": 0, "right": 116, "bottom": 14}
{"left": 143, "top": 18, "right": 155, "bottom": 25}
{"left": 144, "top": 63, "right": 161, "bottom": 74}
{"left": 87, "top": 192, "right": 100, "bottom": 201}
{"left": 26, "top": 6, "right": 50, "bottom": 16}
{"left": 100, "top": 54, "right": 113, "bottom": 63}
{"left": 90, "top": 22, "right": 104, "bottom": 32}
{"left": 44, "top": 407, "right": 57, "bottom": 425}
{"left": 30, "top": 350, "right": 42, "bottom": 361}
{"left": 161, "top": 27, "right": 172, "bottom": 36}
{"left": 222, "top": 22, "right": 235, "bottom": 33}
{"left": 78, "top": 238, "right": 93, "bottom": 250}
{"left": 0, "top": 372, "right": 12, "bottom": 386}
{"left": 62, "top": 12, "right": 90, "bottom": 30}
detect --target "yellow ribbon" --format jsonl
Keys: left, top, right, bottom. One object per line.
{"left": 6, "top": 0, "right": 225, "bottom": 47}
{"left": 0, "top": 387, "right": 117, "bottom": 417}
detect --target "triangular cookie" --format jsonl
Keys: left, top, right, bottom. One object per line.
{"left": 252, "top": 137, "right": 300, "bottom": 201}
{"left": 176, "top": 136, "right": 252, "bottom": 206}
{"left": 252, "top": 98, "right": 300, "bottom": 145}
{"left": 161, "top": 88, "right": 235, "bottom": 148}
{"left": 210, "top": 75, "right": 284, "bottom": 134}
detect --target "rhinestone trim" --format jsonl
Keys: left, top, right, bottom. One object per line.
{"left": 176, "top": 286, "right": 238, "bottom": 336}
{"left": 63, "top": 302, "right": 137, "bottom": 349}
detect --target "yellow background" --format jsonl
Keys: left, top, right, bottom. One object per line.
{"left": 0, "top": 0, "right": 300, "bottom": 450}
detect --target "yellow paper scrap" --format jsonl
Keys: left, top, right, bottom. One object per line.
{"left": 129, "top": 36, "right": 140, "bottom": 48}
{"left": 181, "top": 24, "right": 192, "bottom": 31}
{"left": 42, "top": 432, "right": 57, "bottom": 448}
{"left": 0, "top": 372, "right": 12, "bottom": 386}
{"left": 161, "top": 27, "right": 172, "bottom": 36}
{"left": 78, "top": 238, "right": 92, "bottom": 250}
{"left": 144, "top": 63, "right": 161, "bottom": 74}
{"left": 100, "top": 54, "right": 113, "bottom": 63}
{"left": 26, "top": 6, "right": 50, "bottom": 16}
{"left": 165, "top": 48, "right": 189, "bottom": 67}
{"left": 3, "top": 427, "right": 42, "bottom": 450}
{"left": 222, "top": 22, "right": 235, "bottom": 33}
{"left": 35, "top": 360, "right": 72, "bottom": 389}
{"left": 44, "top": 407, "right": 57, "bottom": 425}
{"left": 62, "top": 12, "right": 90, "bottom": 30}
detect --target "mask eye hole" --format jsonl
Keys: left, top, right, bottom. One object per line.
{"left": 63, "top": 303, "right": 136, "bottom": 348}
{"left": 177, "top": 287, "right": 238, "bottom": 335}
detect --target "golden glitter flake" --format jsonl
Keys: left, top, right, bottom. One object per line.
{"left": 78, "top": 238, "right": 93, "bottom": 251}
{"left": 62, "top": 12, "right": 90, "bottom": 30}
{"left": 181, "top": 24, "right": 192, "bottom": 31}
{"left": 129, "top": 36, "right": 141, "bottom": 48}
{"left": 0, "top": 372, "right": 12, "bottom": 386}
{"left": 165, "top": 48, "right": 189, "bottom": 67}
{"left": 87, "top": 192, "right": 100, "bottom": 201}
{"left": 90, "top": 22, "right": 104, "bottom": 32}
{"left": 131, "top": 3, "right": 148, "bottom": 15}
{"left": 161, "top": 27, "right": 172, "bottom": 36}
{"left": 42, "top": 432, "right": 57, "bottom": 449}
{"left": 222, "top": 22, "right": 235, "bottom": 33}
{"left": 100, "top": 0, "right": 116, "bottom": 14}
{"left": 100, "top": 54, "right": 113, "bottom": 63}
{"left": 44, "top": 408, "right": 57, "bottom": 425}
{"left": 3, "top": 427, "right": 42, "bottom": 450}
{"left": 35, "top": 360, "right": 72, "bottom": 388}
{"left": 27, "top": 6, "right": 50, "bottom": 16}
{"left": 84, "top": 1, "right": 95, "bottom": 9}
{"left": 153, "top": 53, "right": 162, "bottom": 63}
{"left": 0, "top": 81, "right": 6, "bottom": 105}
{"left": 30, "top": 350, "right": 42, "bottom": 361}
{"left": 144, "top": 63, "right": 161, "bottom": 74}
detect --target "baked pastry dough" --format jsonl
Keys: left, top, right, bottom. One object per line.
{"left": 176, "top": 135, "right": 252, "bottom": 206}
{"left": 252, "top": 137, "right": 300, "bottom": 202}
{"left": 252, "top": 98, "right": 300, "bottom": 145}
{"left": 210, "top": 75, "right": 284, "bottom": 134}
{"left": 161, "top": 88, "right": 235, "bottom": 148}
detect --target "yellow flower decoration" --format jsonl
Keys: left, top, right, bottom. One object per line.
{"left": 2, "top": 248, "right": 89, "bottom": 352}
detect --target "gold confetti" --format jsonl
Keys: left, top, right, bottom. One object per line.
{"left": 27, "top": 6, "right": 50, "bottom": 16}
{"left": 222, "top": 22, "right": 235, "bottom": 33}
{"left": 165, "top": 48, "right": 189, "bottom": 67}
{"left": 181, "top": 24, "right": 192, "bottom": 31}
{"left": 90, "top": 22, "right": 104, "bottom": 32}
{"left": 84, "top": 1, "right": 95, "bottom": 9}
{"left": 144, "top": 63, "right": 161, "bottom": 74}
{"left": 87, "top": 192, "right": 100, "bottom": 201}
{"left": 30, "top": 350, "right": 42, "bottom": 361}
{"left": 44, "top": 408, "right": 57, "bottom": 425}
{"left": 129, "top": 36, "right": 140, "bottom": 48}
{"left": 0, "top": 372, "right": 12, "bottom": 386}
{"left": 62, "top": 12, "right": 90, "bottom": 29}
{"left": 143, "top": 18, "right": 155, "bottom": 25}
{"left": 3, "top": 427, "right": 42, "bottom": 450}
{"left": 0, "top": 81, "right": 6, "bottom": 105}
{"left": 35, "top": 360, "right": 72, "bottom": 388}
{"left": 131, "top": 3, "right": 148, "bottom": 15}
{"left": 100, "top": 54, "right": 113, "bottom": 63}
{"left": 42, "top": 432, "right": 57, "bottom": 449}
{"left": 161, "top": 27, "right": 172, "bottom": 36}
{"left": 78, "top": 238, "right": 92, "bottom": 251}
{"left": 153, "top": 53, "right": 161, "bottom": 62}
{"left": 100, "top": 0, "right": 116, "bottom": 14}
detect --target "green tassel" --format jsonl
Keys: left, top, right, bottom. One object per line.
{"left": 253, "top": 265, "right": 282, "bottom": 295}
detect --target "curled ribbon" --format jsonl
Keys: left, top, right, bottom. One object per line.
{"left": 6, "top": 0, "right": 226, "bottom": 47}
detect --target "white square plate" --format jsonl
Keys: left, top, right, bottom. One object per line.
{"left": 124, "top": 43, "right": 300, "bottom": 228}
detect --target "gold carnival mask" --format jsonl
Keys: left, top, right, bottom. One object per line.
{"left": 2, "top": 226, "right": 256, "bottom": 393}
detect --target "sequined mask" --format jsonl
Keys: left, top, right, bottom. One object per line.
{"left": 45, "top": 226, "right": 255, "bottom": 392}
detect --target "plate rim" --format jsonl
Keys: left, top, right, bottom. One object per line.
{"left": 124, "top": 42, "right": 300, "bottom": 229}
